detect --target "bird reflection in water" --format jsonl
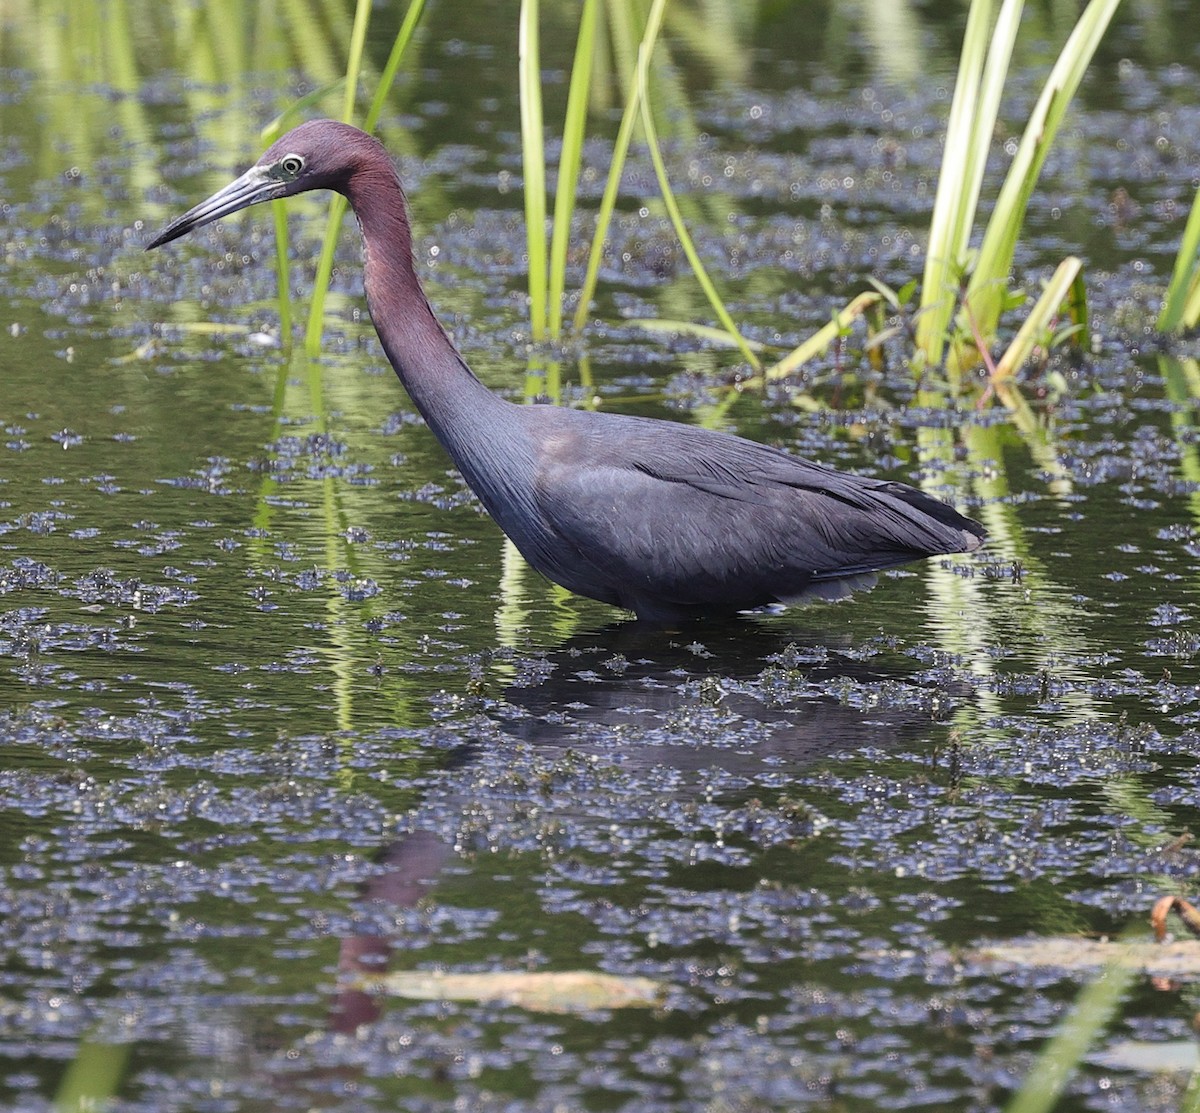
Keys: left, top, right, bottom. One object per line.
{"left": 326, "top": 620, "right": 961, "bottom": 1031}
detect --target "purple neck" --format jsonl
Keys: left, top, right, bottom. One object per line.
{"left": 346, "top": 159, "right": 500, "bottom": 417}
{"left": 340, "top": 153, "right": 530, "bottom": 518}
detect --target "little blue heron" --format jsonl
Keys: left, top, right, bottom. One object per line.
{"left": 147, "top": 120, "right": 985, "bottom": 622}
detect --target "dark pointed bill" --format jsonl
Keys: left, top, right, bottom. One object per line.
{"left": 145, "top": 165, "right": 280, "bottom": 250}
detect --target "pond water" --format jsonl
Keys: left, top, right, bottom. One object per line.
{"left": 3, "top": 1, "right": 1200, "bottom": 1110}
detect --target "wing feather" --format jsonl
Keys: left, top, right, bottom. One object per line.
{"left": 519, "top": 409, "right": 982, "bottom": 616}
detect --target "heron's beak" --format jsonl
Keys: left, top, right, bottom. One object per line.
{"left": 146, "top": 165, "right": 281, "bottom": 250}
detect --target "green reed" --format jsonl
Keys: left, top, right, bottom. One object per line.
{"left": 626, "top": 0, "right": 1115, "bottom": 393}
{"left": 1005, "top": 958, "right": 1135, "bottom": 1113}
{"left": 258, "top": 0, "right": 427, "bottom": 354}
{"left": 917, "top": 0, "right": 1119, "bottom": 380}
{"left": 1159, "top": 182, "right": 1200, "bottom": 333}
{"left": 253, "top": 0, "right": 1120, "bottom": 402}
{"left": 518, "top": 0, "right": 668, "bottom": 343}
{"left": 633, "top": 36, "right": 761, "bottom": 373}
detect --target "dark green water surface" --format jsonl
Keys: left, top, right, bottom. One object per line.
{"left": 2, "top": 1, "right": 1200, "bottom": 1110}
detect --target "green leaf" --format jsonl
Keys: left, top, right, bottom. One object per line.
{"left": 364, "top": 0, "right": 427, "bottom": 132}
{"left": 519, "top": 0, "right": 548, "bottom": 341}
{"left": 991, "top": 256, "right": 1082, "bottom": 382}
{"left": 965, "top": 0, "right": 1121, "bottom": 343}
{"left": 571, "top": 0, "right": 670, "bottom": 336}
{"left": 765, "top": 291, "right": 882, "bottom": 380}
{"left": 301, "top": 0, "right": 426, "bottom": 358}
{"left": 635, "top": 40, "right": 761, "bottom": 373}
{"left": 916, "top": 0, "right": 1023, "bottom": 367}
{"left": 547, "top": 0, "right": 599, "bottom": 339}
{"left": 1158, "top": 181, "right": 1200, "bottom": 333}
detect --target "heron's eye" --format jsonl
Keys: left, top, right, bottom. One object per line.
{"left": 278, "top": 154, "right": 305, "bottom": 179}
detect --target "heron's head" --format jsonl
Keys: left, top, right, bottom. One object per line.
{"left": 146, "top": 119, "right": 375, "bottom": 249}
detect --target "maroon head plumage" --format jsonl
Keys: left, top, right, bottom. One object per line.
{"left": 146, "top": 120, "right": 384, "bottom": 250}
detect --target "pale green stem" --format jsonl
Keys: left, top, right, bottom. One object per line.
{"left": 519, "top": 0, "right": 548, "bottom": 340}
{"left": 570, "top": 0, "right": 670, "bottom": 336}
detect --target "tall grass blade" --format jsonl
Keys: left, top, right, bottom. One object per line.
{"left": 991, "top": 256, "right": 1082, "bottom": 382}
{"left": 1004, "top": 959, "right": 1134, "bottom": 1113}
{"left": 965, "top": 0, "right": 1023, "bottom": 242}
{"left": 548, "top": 0, "right": 599, "bottom": 338}
{"left": 262, "top": 81, "right": 348, "bottom": 347}
{"left": 635, "top": 40, "right": 761, "bottom": 373}
{"left": 519, "top": 0, "right": 549, "bottom": 341}
{"left": 304, "top": 196, "right": 351, "bottom": 357}
{"left": 603, "top": 0, "right": 641, "bottom": 103}
{"left": 260, "top": 82, "right": 352, "bottom": 351}
{"left": 570, "top": 0, "right": 669, "bottom": 336}
{"left": 298, "top": 0, "right": 426, "bottom": 357}
{"left": 1066, "top": 265, "right": 1088, "bottom": 346}
{"left": 260, "top": 79, "right": 347, "bottom": 145}
{"left": 1158, "top": 182, "right": 1200, "bottom": 333}
{"left": 1186, "top": 276, "right": 1200, "bottom": 332}
{"left": 54, "top": 1036, "right": 130, "bottom": 1113}
{"left": 766, "top": 291, "right": 883, "bottom": 380}
{"left": 965, "top": 0, "right": 1121, "bottom": 343}
{"left": 917, "top": 0, "right": 1022, "bottom": 367}
{"left": 271, "top": 201, "right": 293, "bottom": 340}
{"left": 303, "top": 0, "right": 373, "bottom": 357}
{"left": 364, "top": 0, "right": 427, "bottom": 131}
{"left": 339, "top": 0, "right": 371, "bottom": 123}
